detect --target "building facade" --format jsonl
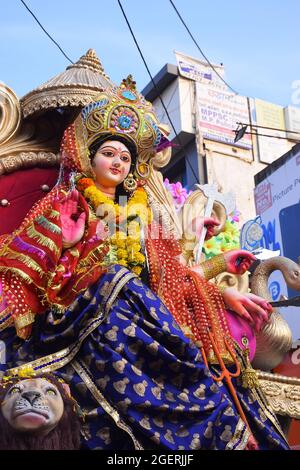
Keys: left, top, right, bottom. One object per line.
{"left": 142, "top": 56, "right": 298, "bottom": 225}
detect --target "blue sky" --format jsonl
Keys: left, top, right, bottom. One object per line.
{"left": 0, "top": 0, "right": 299, "bottom": 107}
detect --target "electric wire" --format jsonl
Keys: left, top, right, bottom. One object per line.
{"left": 20, "top": 0, "right": 74, "bottom": 64}
{"left": 117, "top": 0, "right": 200, "bottom": 184}
{"left": 169, "top": 0, "right": 239, "bottom": 95}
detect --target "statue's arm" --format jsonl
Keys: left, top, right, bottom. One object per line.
{"left": 177, "top": 250, "right": 227, "bottom": 280}
{"left": 187, "top": 250, "right": 257, "bottom": 280}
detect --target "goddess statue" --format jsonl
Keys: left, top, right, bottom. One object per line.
{"left": 0, "top": 75, "right": 289, "bottom": 450}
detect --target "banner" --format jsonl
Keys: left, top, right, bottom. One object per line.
{"left": 195, "top": 82, "right": 252, "bottom": 149}
{"left": 254, "top": 147, "right": 300, "bottom": 339}
{"left": 175, "top": 51, "right": 227, "bottom": 90}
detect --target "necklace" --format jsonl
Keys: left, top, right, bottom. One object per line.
{"left": 76, "top": 177, "right": 152, "bottom": 275}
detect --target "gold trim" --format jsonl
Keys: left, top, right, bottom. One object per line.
{"left": 0, "top": 152, "right": 59, "bottom": 176}
{"left": 48, "top": 209, "right": 60, "bottom": 219}
{"left": 26, "top": 224, "right": 60, "bottom": 256}
{"left": 257, "top": 371, "right": 300, "bottom": 420}
{"left": 234, "top": 343, "right": 288, "bottom": 443}
{"left": 76, "top": 244, "right": 106, "bottom": 273}
{"left": 71, "top": 359, "right": 144, "bottom": 450}
{"left": 104, "top": 272, "right": 137, "bottom": 315}
{"left": 258, "top": 371, "right": 300, "bottom": 385}
{"left": 0, "top": 266, "right": 35, "bottom": 284}
{"left": 5, "top": 246, "right": 45, "bottom": 277}
{"left": 225, "top": 417, "right": 250, "bottom": 450}
{"left": 14, "top": 310, "right": 35, "bottom": 329}
{"left": 36, "top": 215, "right": 61, "bottom": 235}
{"left": 0, "top": 306, "right": 13, "bottom": 331}
{"left": 102, "top": 267, "right": 130, "bottom": 305}
{"left": 248, "top": 386, "right": 289, "bottom": 444}
{"left": 6, "top": 307, "right": 106, "bottom": 377}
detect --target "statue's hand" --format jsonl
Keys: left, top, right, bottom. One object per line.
{"left": 223, "top": 249, "right": 256, "bottom": 275}
{"left": 60, "top": 190, "right": 86, "bottom": 248}
{"left": 222, "top": 287, "right": 272, "bottom": 333}
{"left": 189, "top": 216, "right": 220, "bottom": 240}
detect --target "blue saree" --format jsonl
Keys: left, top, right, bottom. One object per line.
{"left": 0, "top": 265, "right": 289, "bottom": 450}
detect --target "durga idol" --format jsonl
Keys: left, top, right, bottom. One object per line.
{"left": 0, "top": 76, "right": 288, "bottom": 450}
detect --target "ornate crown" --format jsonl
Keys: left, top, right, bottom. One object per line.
{"left": 60, "top": 76, "right": 168, "bottom": 179}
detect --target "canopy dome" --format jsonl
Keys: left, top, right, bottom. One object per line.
{"left": 20, "top": 49, "right": 113, "bottom": 118}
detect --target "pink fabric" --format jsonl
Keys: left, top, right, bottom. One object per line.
{"left": 225, "top": 309, "right": 256, "bottom": 361}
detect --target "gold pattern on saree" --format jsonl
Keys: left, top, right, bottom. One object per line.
{"left": 0, "top": 307, "right": 13, "bottom": 331}
{"left": 104, "top": 272, "right": 137, "bottom": 315}
{"left": 48, "top": 209, "right": 60, "bottom": 219}
{"left": 6, "top": 307, "right": 107, "bottom": 377}
{"left": 140, "top": 416, "right": 151, "bottom": 430}
{"left": 14, "top": 310, "right": 36, "bottom": 329}
{"left": 113, "top": 377, "right": 129, "bottom": 394}
{"left": 71, "top": 359, "right": 143, "bottom": 450}
{"left": 102, "top": 267, "right": 130, "bottom": 307}
{"left": 112, "top": 359, "right": 127, "bottom": 374}
{"left": 165, "top": 429, "right": 175, "bottom": 445}
{"left": 133, "top": 380, "right": 148, "bottom": 397}
{"left": 225, "top": 418, "right": 250, "bottom": 450}
{"left": 95, "top": 376, "right": 110, "bottom": 390}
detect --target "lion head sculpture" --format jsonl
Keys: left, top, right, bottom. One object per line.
{"left": 0, "top": 373, "right": 81, "bottom": 450}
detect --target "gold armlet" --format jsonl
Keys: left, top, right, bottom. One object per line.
{"left": 201, "top": 254, "right": 227, "bottom": 280}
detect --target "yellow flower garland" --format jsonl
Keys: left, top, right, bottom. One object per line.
{"left": 76, "top": 177, "right": 152, "bottom": 275}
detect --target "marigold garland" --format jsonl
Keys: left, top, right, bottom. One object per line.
{"left": 76, "top": 176, "right": 152, "bottom": 275}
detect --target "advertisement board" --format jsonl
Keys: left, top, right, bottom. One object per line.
{"left": 254, "top": 99, "right": 291, "bottom": 164}
{"left": 284, "top": 105, "right": 300, "bottom": 140}
{"left": 175, "top": 51, "right": 227, "bottom": 90}
{"left": 195, "top": 82, "right": 252, "bottom": 150}
{"left": 254, "top": 145, "right": 300, "bottom": 340}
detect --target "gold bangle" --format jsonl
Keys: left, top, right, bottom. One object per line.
{"left": 201, "top": 254, "right": 227, "bottom": 280}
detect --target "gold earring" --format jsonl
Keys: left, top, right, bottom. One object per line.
{"left": 123, "top": 173, "right": 137, "bottom": 192}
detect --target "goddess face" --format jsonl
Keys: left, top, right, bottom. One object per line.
{"left": 92, "top": 140, "right": 132, "bottom": 189}
{"left": 1, "top": 378, "right": 64, "bottom": 436}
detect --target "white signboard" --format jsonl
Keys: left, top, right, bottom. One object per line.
{"left": 254, "top": 99, "right": 291, "bottom": 164}
{"left": 285, "top": 105, "right": 300, "bottom": 140}
{"left": 175, "top": 51, "right": 227, "bottom": 90}
{"left": 195, "top": 82, "right": 252, "bottom": 149}
{"left": 254, "top": 148, "right": 300, "bottom": 340}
